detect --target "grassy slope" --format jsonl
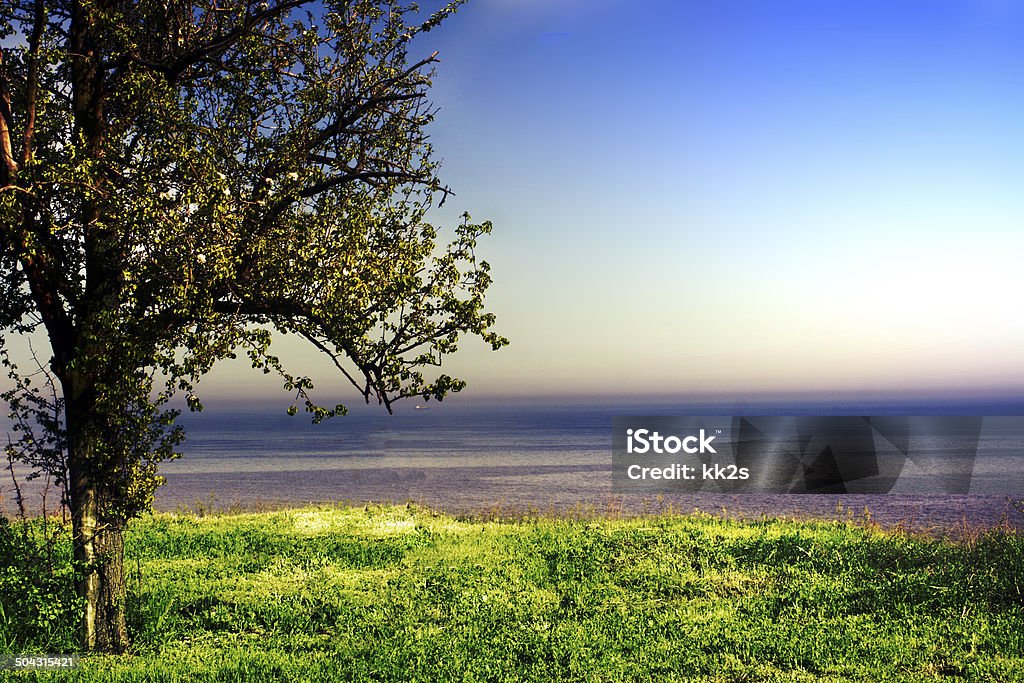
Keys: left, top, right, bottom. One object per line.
{"left": 2, "top": 505, "right": 1023, "bottom": 682}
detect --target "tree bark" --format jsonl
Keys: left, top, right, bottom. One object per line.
{"left": 65, "top": 378, "right": 129, "bottom": 654}
{"left": 68, "top": 483, "right": 128, "bottom": 653}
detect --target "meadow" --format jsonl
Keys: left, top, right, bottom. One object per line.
{"left": 1, "top": 504, "right": 1023, "bottom": 681}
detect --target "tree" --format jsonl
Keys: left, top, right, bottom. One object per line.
{"left": 0, "top": 0, "right": 505, "bottom": 652}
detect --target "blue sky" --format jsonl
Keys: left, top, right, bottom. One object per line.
{"left": 391, "top": 0, "right": 1024, "bottom": 402}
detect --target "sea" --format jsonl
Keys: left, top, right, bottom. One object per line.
{"left": 4, "top": 400, "right": 1024, "bottom": 534}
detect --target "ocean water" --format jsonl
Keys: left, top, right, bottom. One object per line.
{"left": 158, "top": 404, "right": 613, "bottom": 512}
{"left": 3, "top": 402, "right": 1023, "bottom": 534}
{"left": 151, "top": 403, "right": 1024, "bottom": 533}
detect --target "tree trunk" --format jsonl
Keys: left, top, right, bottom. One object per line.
{"left": 69, "top": 480, "right": 127, "bottom": 652}
{"left": 66, "top": 383, "right": 129, "bottom": 653}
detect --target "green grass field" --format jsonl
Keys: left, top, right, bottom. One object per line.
{"left": 1, "top": 504, "right": 1023, "bottom": 681}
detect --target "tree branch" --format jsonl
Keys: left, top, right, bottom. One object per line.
{"left": 309, "top": 55, "right": 437, "bottom": 150}
{"left": 153, "top": 0, "right": 314, "bottom": 83}
{"left": 212, "top": 296, "right": 393, "bottom": 409}
{"left": 0, "top": 48, "right": 20, "bottom": 183}
{"left": 297, "top": 330, "right": 373, "bottom": 405}
{"left": 22, "top": 0, "right": 46, "bottom": 164}
{"left": 17, "top": 243, "right": 76, "bottom": 372}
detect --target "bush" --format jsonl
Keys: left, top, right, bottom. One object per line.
{"left": 0, "top": 515, "right": 82, "bottom": 654}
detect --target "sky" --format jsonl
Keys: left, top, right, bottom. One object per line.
{"left": 410, "top": 0, "right": 1024, "bottom": 403}
{"left": 210, "top": 0, "right": 1024, "bottom": 406}
{"left": 11, "top": 0, "right": 1024, "bottom": 408}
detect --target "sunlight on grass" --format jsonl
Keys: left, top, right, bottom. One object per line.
{"left": 1, "top": 504, "right": 1022, "bottom": 682}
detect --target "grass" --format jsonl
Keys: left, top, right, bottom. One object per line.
{"left": 1, "top": 504, "right": 1023, "bottom": 681}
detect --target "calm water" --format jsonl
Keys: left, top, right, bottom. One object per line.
{"left": 153, "top": 404, "right": 1024, "bottom": 533}
{"left": 4, "top": 403, "right": 1023, "bottom": 533}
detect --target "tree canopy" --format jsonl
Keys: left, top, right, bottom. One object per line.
{"left": 0, "top": 0, "right": 504, "bottom": 650}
